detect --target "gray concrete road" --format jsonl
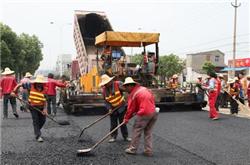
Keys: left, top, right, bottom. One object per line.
{"left": 1, "top": 101, "right": 250, "bottom": 165}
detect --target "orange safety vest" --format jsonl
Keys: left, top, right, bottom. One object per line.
{"left": 170, "top": 79, "right": 178, "bottom": 89}
{"left": 229, "top": 83, "right": 239, "bottom": 96}
{"left": 103, "top": 81, "right": 124, "bottom": 108}
{"left": 28, "top": 84, "right": 46, "bottom": 106}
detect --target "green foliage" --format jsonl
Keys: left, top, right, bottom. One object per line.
{"left": 202, "top": 61, "right": 215, "bottom": 75}
{"left": 157, "top": 54, "right": 184, "bottom": 79}
{"left": 0, "top": 23, "right": 43, "bottom": 76}
{"left": 130, "top": 54, "right": 143, "bottom": 64}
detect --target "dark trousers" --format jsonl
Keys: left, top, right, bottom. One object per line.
{"left": 221, "top": 92, "right": 228, "bottom": 107}
{"left": 110, "top": 105, "right": 128, "bottom": 139}
{"left": 20, "top": 91, "right": 29, "bottom": 111}
{"left": 215, "top": 92, "right": 228, "bottom": 111}
{"left": 47, "top": 95, "right": 56, "bottom": 114}
{"left": 196, "top": 92, "right": 204, "bottom": 103}
{"left": 3, "top": 94, "right": 17, "bottom": 118}
{"left": 30, "top": 106, "right": 46, "bottom": 139}
{"left": 229, "top": 98, "right": 238, "bottom": 114}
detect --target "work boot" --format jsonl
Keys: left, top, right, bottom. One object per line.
{"left": 13, "top": 113, "right": 19, "bottom": 119}
{"left": 124, "top": 137, "right": 132, "bottom": 142}
{"left": 37, "top": 136, "right": 44, "bottom": 142}
{"left": 108, "top": 138, "right": 116, "bottom": 143}
{"left": 125, "top": 147, "right": 136, "bottom": 155}
{"left": 143, "top": 151, "right": 153, "bottom": 157}
{"left": 20, "top": 106, "right": 24, "bottom": 112}
{"left": 212, "top": 117, "right": 219, "bottom": 120}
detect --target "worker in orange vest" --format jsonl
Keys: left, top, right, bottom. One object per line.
{"left": 169, "top": 74, "right": 179, "bottom": 92}
{"left": 12, "top": 75, "right": 48, "bottom": 142}
{"left": 99, "top": 74, "right": 131, "bottom": 143}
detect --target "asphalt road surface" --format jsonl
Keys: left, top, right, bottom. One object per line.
{"left": 1, "top": 103, "right": 250, "bottom": 165}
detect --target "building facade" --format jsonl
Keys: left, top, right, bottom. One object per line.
{"left": 55, "top": 54, "right": 72, "bottom": 76}
{"left": 186, "top": 50, "right": 226, "bottom": 82}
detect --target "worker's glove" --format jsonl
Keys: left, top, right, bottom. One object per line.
{"left": 123, "top": 118, "right": 129, "bottom": 124}
{"left": 108, "top": 109, "right": 113, "bottom": 114}
{"left": 42, "top": 109, "right": 48, "bottom": 116}
{"left": 10, "top": 92, "right": 17, "bottom": 97}
{"left": 232, "top": 95, "right": 236, "bottom": 99}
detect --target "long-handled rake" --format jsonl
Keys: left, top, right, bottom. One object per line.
{"left": 77, "top": 121, "right": 125, "bottom": 156}
{"left": 78, "top": 104, "right": 123, "bottom": 138}
{"left": 224, "top": 90, "right": 250, "bottom": 112}
{"left": 15, "top": 96, "right": 70, "bottom": 125}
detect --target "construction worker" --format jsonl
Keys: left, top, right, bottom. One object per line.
{"left": 204, "top": 71, "right": 219, "bottom": 120}
{"left": 196, "top": 76, "right": 205, "bottom": 103}
{"left": 101, "top": 46, "right": 112, "bottom": 76}
{"left": 122, "top": 77, "right": 158, "bottom": 157}
{"left": 12, "top": 75, "right": 48, "bottom": 142}
{"left": 169, "top": 74, "right": 179, "bottom": 92}
{"left": 45, "top": 73, "right": 66, "bottom": 116}
{"left": 19, "top": 72, "right": 33, "bottom": 111}
{"left": 0, "top": 67, "right": 19, "bottom": 119}
{"left": 227, "top": 78, "right": 239, "bottom": 115}
{"left": 215, "top": 74, "right": 222, "bottom": 111}
{"left": 247, "top": 74, "right": 250, "bottom": 107}
{"left": 57, "top": 75, "right": 68, "bottom": 107}
{"left": 239, "top": 72, "right": 247, "bottom": 100}
{"left": 99, "top": 74, "right": 131, "bottom": 143}
{"left": 216, "top": 74, "right": 227, "bottom": 108}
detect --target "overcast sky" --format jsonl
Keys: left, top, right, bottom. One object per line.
{"left": 1, "top": 0, "right": 249, "bottom": 70}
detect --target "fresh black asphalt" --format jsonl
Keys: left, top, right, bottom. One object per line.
{"left": 1, "top": 102, "right": 250, "bottom": 165}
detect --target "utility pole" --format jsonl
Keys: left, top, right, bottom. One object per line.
{"left": 231, "top": 0, "right": 241, "bottom": 77}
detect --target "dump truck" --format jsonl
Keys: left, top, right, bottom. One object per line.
{"left": 63, "top": 10, "right": 206, "bottom": 114}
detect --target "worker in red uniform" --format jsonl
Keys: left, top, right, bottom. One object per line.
{"left": 247, "top": 74, "right": 250, "bottom": 107}
{"left": 0, "top": 67, "right": 19, "bottom": 119}
{"left": 12, "top": 75, "right": 48, "bottom": 142}
{"left": 45, "top": 73, "right": 66, "bottom": 116}
{"left": 123, "top": 77, "right": 158, "bottom": 156}
{"left": 99, "top": 74, "right": 131, "bottom": 143}
{"left": 204, "top": 72, "right": 219, "bottom": 120}
{"left": 215, "top": 74, "right": 222, "bottom": 111}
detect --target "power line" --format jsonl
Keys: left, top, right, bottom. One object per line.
{"left": 166, "top": 33, "right": 250, "bottom": 53}
{"left": 172, "top": 41, "right": 250, "bottom": 55}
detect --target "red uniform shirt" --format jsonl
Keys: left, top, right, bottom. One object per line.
{"left": 45, "top": 78, "right": 66, "bottom": 96}
{"left": 0, "top": 75, "right": 17, "bottom": 94}
{"left": 124, "top": 84, "right": 155, "bottom": 121}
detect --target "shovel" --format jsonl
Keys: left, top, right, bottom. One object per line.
{"left": 15, "top": 96, "right": 70, "bottom": 125}
{"left": 77, "top": 121, "right": 125, "bottom": 156}
{"left": 78, "top": 105, "right": 123, "bottom": 138}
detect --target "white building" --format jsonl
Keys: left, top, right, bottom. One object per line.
{"left": 56, "top": 54, "right": 72, "bottom": 76}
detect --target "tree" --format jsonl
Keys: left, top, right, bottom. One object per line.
{"left": 18, "top": 33, "right": 43, "bottom": 76}
{"left": 130, "top": 54, "right": 143, "bottom": 64}
{"left": 157, "top": 54, "right": 184, "bottom": 85}
{"left": 0, "top": 23, "right": 21, "bottom": 70}
{"left": 202, "top": 61, "right": 215, "bottom": 75}
{"left": 1, "top": 23, "right": 43, "bottom": 77}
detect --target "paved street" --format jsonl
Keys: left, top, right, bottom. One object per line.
{"left": 1, "top": 101, "right": 250, "bottom": 165}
